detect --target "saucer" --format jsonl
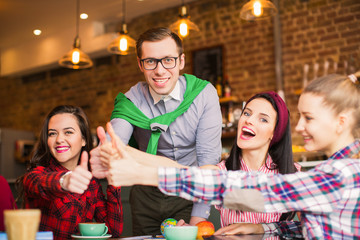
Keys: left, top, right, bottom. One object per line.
{"left": 71, "top": 234, "right": 112, "bottom": 240}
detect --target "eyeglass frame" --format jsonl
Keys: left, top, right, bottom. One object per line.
{"left": 140, "top": 54, "right": 182, "bottom": 70}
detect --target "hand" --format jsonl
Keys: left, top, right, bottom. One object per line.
{"left": 189, "top": 216, "right": 206, "bottom": 226}
{"left": 89, "top": 126, "right": 110, "bottom": 179}
{"left": 105, "top": 122, "right": 141, "bottom": 186}
{"left": 213, "top": 223, "right": 264, "bottom": 235}
{"left": 176, "top": 219, "right": 190, "bottom": 226}
{"left": 99, "top": 133, "right": 120, "bottom": 168}
{"left": 62, "top": 151, "right": 93, "bottom": 194}
{"left": 105, "top": 122, "right": 158, "bottom": 187}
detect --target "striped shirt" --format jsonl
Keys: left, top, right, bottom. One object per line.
{"left": 158, "top": 140, "right": 360, "bottom": 239}
{"left": 215, "top": 157, "right": 301, "bottom": 227}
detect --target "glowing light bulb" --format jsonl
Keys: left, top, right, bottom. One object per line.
{"left": 33, "top": 29, "right": 42, "bottom": 36}
{"left": 119, "top": 37, "right": 128, "bottom": 51}
{"left": 253, "top": 1, "right": 263, "bottom": 17}
{"left": 80, "top": 13, "right": 88, "bottom": 19}
{"left": 72, "top": 49, "right": 80, "bottom": 64}
{"left": 179, "top": 22, "right": 189, "bottom": 37}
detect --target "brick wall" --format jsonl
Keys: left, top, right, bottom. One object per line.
{"left": 0, "top": 0, "right": 359, "bottom": 144}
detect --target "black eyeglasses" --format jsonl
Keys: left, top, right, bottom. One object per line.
{"left": 140, "top": 56, "right": 180, "bottom": 70}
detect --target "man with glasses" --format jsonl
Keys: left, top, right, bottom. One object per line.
{"left": 91, "top": 27, "right": 222, "bottom": 236}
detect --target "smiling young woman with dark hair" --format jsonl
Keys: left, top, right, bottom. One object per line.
{"left": 220, "top": 92, "right": 299, "bottom": 227}
{"left": 16, "top": 105, "right": 123, "bottom": 239}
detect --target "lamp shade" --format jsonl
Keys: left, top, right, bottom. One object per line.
{"left": 169, "top": 5, "right": 199, "bottom": 38}
{"left": 59, "top": 0, "right": 92, "bottom": 69}
{"left": 59, "top": 37, "right": 93, "bottom": 69}
{"left": 107, "top": 23, "right": 136, "bottom": 55}
{"left": 240, "top": 0, "right": 277, "bottom": 21}
{"left": 169, "top": 18, "right": 200, "bottom": 38}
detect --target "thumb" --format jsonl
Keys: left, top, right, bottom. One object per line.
{"left": 97, "top": 126, "right": 108, "bottom": 144}
{"left": 106, "top": 122, "right": 128, "bottom": 158}
{"left": 79, "top": 151, "right": 89, "bottom": 169}
{"left": 106, "top": 122, "right": 116, "bottom": 141}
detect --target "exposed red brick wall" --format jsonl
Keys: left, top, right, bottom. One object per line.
{"left": 0, "top": 0, "right": 359, "bottom": 145}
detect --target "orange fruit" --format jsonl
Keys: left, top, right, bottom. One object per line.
{"left": 196, "top": 221, "right": 215, "bottom": 240}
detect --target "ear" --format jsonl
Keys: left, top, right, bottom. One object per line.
{"left": 269, "top": 126, "right": 275, "bottom": 142}
{"left": 336, "top": 111, "right": 351, "bottom": 134}
{"left": 179, "top": 53, "right": 185, "bottom": 70}
{"left": 82, "top": 138, "right": 86, "bottom": 147}
{"left": 269, "top": 135, "right": 273, "bottom": 142}
{"left": 137, "top": 57, "right": 144, "bottom": 72}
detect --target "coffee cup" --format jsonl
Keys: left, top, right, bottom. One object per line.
{"left": 4, "top": 209, "right": 41, "bottom": 240}
{"left": 78, "top": 222, "right": 108, "bottom": 236}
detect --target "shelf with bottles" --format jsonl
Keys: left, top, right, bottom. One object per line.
{"left": 215, "top": 74, "right": 242, "bottom": 138}
{"left": 215, "top": 75, "right": 233, "bottom": 99}
{"left": 220, "top": 96, "right": 243, "bottom": 139}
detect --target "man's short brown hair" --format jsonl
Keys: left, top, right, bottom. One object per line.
{"left": 136, "top": 27, "right": 183, "bottom": 58}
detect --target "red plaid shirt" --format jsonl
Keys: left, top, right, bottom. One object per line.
{"left": 23, "top": 159, "right": 123, "bottom": 240}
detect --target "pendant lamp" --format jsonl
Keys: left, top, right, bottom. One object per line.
{"left": 169, "top": 0, "right": 199, "bottom": 38}
{"left": 107, "top": 0, "right": 136, "bottom": 55}
{"left": 59, "top": 0, "right": 93, "bottom": 69}
{"left": 240, "top": 0, "right": 277, "bottom": 21}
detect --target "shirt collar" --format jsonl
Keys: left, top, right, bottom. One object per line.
{"left": 149, "top": 80, "right": 181, "bottom": 104}
{"left": 240, "top": 155, "right": 277, "bottom": 172}
{"left": 49, "top": 158, "right": 68, "bottom": 171}
{"left": 329, "top": 139, "right": 360, "bottom": 160}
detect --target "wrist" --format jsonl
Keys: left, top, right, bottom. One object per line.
{"left": 139, "top": 166, "right": 158, "bottom": 186}
{"left": 59, "top": 171, "right": 72, "bottom": 191}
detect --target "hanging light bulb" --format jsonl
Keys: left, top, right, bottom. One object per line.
{"left": 119, "top": 37, "right": 128, "bottom": 52}
{"left": 240, "top": 0, "right": 277, "bottom": 21}
{"left": 253, "top": 1, "right": 263, "bottom": 16}
{"left": 169, "top": 2, "right": 200, "bottom": 38}
{"left": 107, "top": 0, "right": 136, "bottom": 55}
{"left": 72, "top": 49, "right": 80, "bottom": 64}
{"left": 108, "top": 23, "right": 136, "bottom": 55}
{"left": 179, "top": 20, "right": 189, "bottom": 37}
{"left": 59, "top": 0, "right": 93, "bottom": 69}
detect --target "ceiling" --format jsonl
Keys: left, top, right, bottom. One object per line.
{"left": 0, "top": 0, "right": 197, "bottom": 76}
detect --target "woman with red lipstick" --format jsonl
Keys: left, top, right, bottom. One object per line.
{"left": 214, "top": 92, "right": 301, "bottom": 228}
{"left": 16, "top": 105, "right": 123, "bottom": 240}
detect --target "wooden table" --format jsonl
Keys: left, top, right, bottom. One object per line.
{"left": 111, "top": 234, "right": 273, "bottom": 240}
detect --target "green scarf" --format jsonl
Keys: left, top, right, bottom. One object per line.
{"left": 111, "top": 74, "right": 209, "bottom": 155}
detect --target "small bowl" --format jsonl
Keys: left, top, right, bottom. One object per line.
{"left": 164, "top": 226, "right": 198, "bottom": 240}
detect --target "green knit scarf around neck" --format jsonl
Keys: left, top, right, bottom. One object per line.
{"left": 110, "top": 74, "right": 209, "bottom": 155}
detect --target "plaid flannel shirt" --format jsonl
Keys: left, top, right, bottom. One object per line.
{"left": 158, "top": 140, "right": 360, "bottom": 239}
{"left": 263, "top": 139, "right": 360, "bottom": 239}
{"left": 23, "top": 159, "right": 123, "bottom": 240}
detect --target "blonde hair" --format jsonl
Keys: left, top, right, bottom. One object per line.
{"left": 303, "top": 73, "right": 360, "bottom": 137}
